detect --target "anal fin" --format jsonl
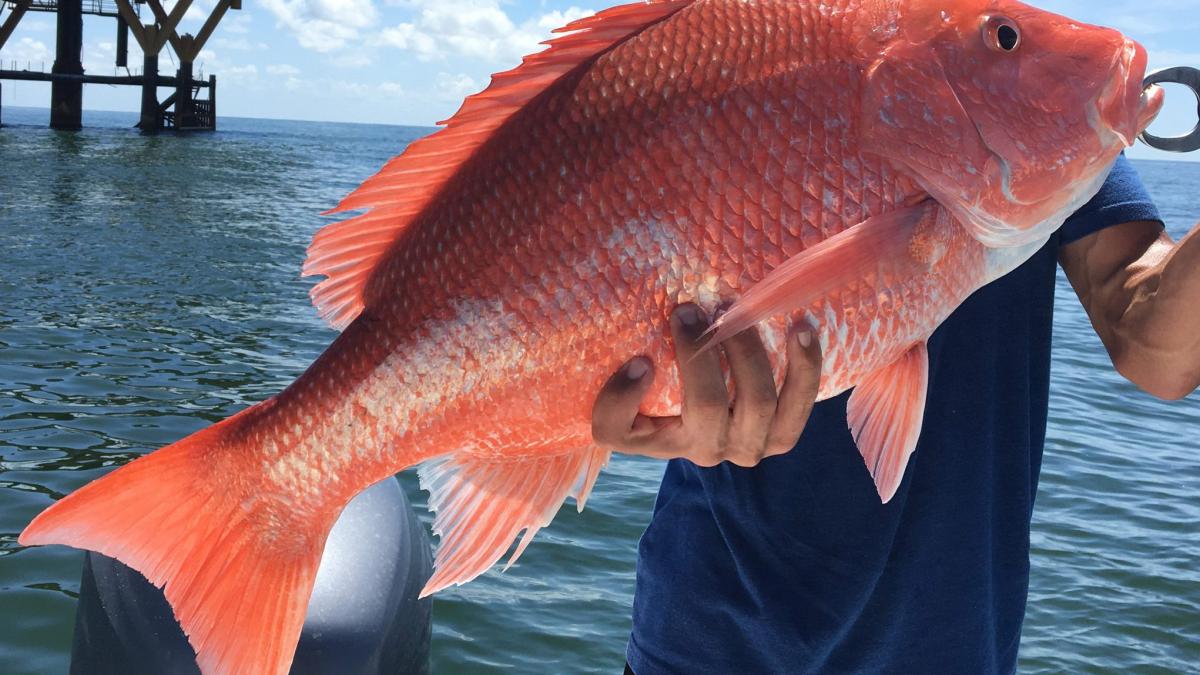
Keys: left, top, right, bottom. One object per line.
{"left": 417, "top": 445, "right": 610, "bottom": 597}
{"left": 846, "top": 343, "right": 930, "bottom": 503}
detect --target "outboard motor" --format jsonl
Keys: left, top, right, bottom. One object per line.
{"left": 69, "top": 477, "right": 433, "bottom": 674}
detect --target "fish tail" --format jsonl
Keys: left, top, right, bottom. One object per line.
{"left": 19, "top": 407, "right": 334, "bottom": 675}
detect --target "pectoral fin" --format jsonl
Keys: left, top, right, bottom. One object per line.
{"left": 846, "top": 342, "right": 930, "bottom": 503}
{"left": 703, "top": 202, "right": 941, "bottom": 348}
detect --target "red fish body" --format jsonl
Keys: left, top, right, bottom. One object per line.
{"left": 20, "top": 1, "right": 1163, "bottom": 672}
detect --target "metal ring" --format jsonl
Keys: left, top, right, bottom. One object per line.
{"left": 1140, "top": 66, "right": 1200, "bottom": 153}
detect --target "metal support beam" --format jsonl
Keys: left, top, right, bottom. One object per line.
{"left": 0, "top": 0, "right": 32, "bottom": 52}
{"left": 114, "top": 0, "right": 147, "bottom": 51}
{"left": 185, "top": 0, "right": 233, "bottom": 60}
{"left": 209, "top": 73, "right": 216, "bottom": 129}
{"left": 175, "top": 52, "right": 192, "bottom": 128}
{"left": 142, "top": 0, "right": 191, "bottom": 54}
{"left": 138, "top": 24, "right": 159, "bottom": 131}
{"left": 116, "top": 14, "right": 128, "bottom": 68}
{"left": 0, "top": 69, "right": 211, "bottom": 86}
{"left": 50, "top": 0, "right": 84, "bottom": 130}
{"left": 0, "top": 0, "right": 234, "bottom": 132}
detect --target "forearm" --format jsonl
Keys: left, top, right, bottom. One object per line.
{"left": 1107, "top": 225, "right": 1200, "bottom": 399}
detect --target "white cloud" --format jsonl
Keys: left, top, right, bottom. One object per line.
{"left": 212, "top": 36, "right": 268, "bottom": 51}
{"left": 378, "top": 22, "right": 440, "bottom": 61}
{"left": 330, "top": 48, "right": 375, "bottom": 67}
{"left": 378, "top": 2, "right": 594, "bottom": 64}
{"left": 224, "top": 13, "right": 253, "bottom": 34}
{"left": 434, "top": 72, "right": 479, "bottom": 101}
{"left": 21, "top": 19, "right": 53, "bottom": 33}
{"left": 535, "top": 7, "right": 594, "bottom": 32}
{"left": 262, "top": 0, "right": 380, "bottom": 52}
{"left": 183, "top": 5, "right": 209, "bottom": 25}
{"left": 0, "top": 37, "right": 52, "bottom": 67}
{"left": 193, "top": 47, "right": 258, "bottom": 84}
{"left": 266, "top": 63, "right": 301, "bottom": 76}
{"left": 81, "top": 40, "right": 121, "bottom": 74}
{"left": 258, "top": 0, "right": 595, "bottom": 67}
{"left": 278, "top": 76, "right": 411, "bottom": 101}
{"left": 377, "top": 81, "right": 404, "bottom": 96}
{"left": 223, "top": 63, "right": 259, "bottom": 84}
{"left": 150, "top": 0, "right": 216, "bottom": 30}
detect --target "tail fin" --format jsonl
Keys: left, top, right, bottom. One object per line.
{"left": 19, "top": 412, "right": 338, "bottom": 675}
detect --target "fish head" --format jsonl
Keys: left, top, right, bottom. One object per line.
{"left": 861, "top": 0, "right": 1164, "bottom": 247}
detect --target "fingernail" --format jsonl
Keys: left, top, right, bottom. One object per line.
{"left": 625, "top": 358, "right": 649, "bottom": 381}
{"left": 797, "top": 331, "right": 812, "bottom": 348}
{"left": 676, "top": 305, "right": 702, "bottom": 328}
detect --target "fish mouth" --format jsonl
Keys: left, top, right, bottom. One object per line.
{"left": 1138, "top": 84, "right": 1166, "bottom": 138}
{"left": 1098, "top": 39, "right": 1162, "bottom": 146}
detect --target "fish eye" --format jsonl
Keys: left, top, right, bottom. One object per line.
{"left": 982, "top": 16, "right": 1021, "bottom": 52}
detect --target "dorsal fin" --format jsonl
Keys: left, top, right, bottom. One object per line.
{"left": 303, "top": 0, "right": 695, "bottom": 330}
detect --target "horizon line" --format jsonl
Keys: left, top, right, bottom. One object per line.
{"left": 1, "top": 103, "right": 441, "bottom": 130}
{"left": 1, "top": 104, "right": 1195, "bottom": 164}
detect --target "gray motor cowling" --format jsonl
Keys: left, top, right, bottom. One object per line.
{"left": 69, "top": 477, "right": 433, "bottom": 675}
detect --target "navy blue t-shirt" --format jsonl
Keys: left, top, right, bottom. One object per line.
{"left": 627, "top": 156, "right": 1161, "bottom": 675}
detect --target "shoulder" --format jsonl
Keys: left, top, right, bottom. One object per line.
{"left": 1059, "top": 155, "right": 1162, "bottom": 246}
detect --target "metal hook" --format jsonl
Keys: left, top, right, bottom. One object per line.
{"left": 1140, "top": 66, "right": 1200, "bottom": 153}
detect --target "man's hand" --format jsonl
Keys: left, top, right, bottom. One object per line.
{"left": 591, "top": 304, "right": 823, "bottom": 468}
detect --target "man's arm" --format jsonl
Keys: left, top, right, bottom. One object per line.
{"left": 1061, "top": 220, "right": 1200, "bottom": 400}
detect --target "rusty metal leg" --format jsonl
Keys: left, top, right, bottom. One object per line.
{"left": 116, "top": 15, "right": 128, "bottom": 69}
{"left": 138, "top": 48, "right": 159, "bottom": 131}
{"left": 50, "top": 0, "right": 83, "bottom": 130}
{"left": 175, "top": 60, "right": 193, "bottom": 129}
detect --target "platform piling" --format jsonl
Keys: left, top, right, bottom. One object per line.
{"left": 174, "top": 33, "right": 194, "bottom": 129}
{"left": 116, "top": 15, "right": 128, "bottom": 69}
{"left": 2, "top": 0, "right": 235, "bottom": 132}
{"left": 138, "top": 25, "right": 159, "bottom": 131}
{"left": 49, "top": 0, "right": 83, "bottom": 130}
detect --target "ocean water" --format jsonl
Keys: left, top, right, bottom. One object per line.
{"left": 0, "top": 106, "right": 1197, "bottom": 673}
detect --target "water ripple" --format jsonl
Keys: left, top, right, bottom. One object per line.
{"left": 0, "top": 108, "right": 1197, "bottom": 673}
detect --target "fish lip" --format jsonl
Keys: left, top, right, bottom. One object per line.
{"left": 1097, "top": 39, "right": 1157, "bottom": 146}
{"left": 1138, "top": 84, "right": 1166, "bottom": 138}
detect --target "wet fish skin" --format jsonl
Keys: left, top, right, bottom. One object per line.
{"left": 19, "top": 1, "right": 1163, "bottom": 673}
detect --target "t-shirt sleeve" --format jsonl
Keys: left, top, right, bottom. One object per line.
{"left": 1059, "top": 154, "right": 1163, "bottom": 245}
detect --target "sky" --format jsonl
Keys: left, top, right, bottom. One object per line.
{"left": 0, "top": 0, "right": 1197, "bottom": 160}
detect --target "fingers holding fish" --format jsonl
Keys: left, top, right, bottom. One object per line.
{"left": 720, "top": 318, "right": 780, "bottom": 467}
{"left": 763, "top": 328, "right": 823, "bottom": 459}
{"left": 591, "top": 305, "right": 820, "bottom": 469}
{"left": 590, "top": 305, "right": 730, "bottom": 465}
{"left": 671, "top": 305, "right": 729, "bottom": 412}
{"left": 590, "top": 357, "right": 692, "bottom": 462}
{"left": 591, "top": 357, "right": 661, "bottom": 450}
{"left": 670, "top": 304, "right": 734, "bottom": 464}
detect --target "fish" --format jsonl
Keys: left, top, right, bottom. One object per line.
{"left": 19, "top": 0, "right": 1163, "bottom": 672}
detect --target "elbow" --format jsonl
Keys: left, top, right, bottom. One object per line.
{"left": 1112, "top": 351, "right": 1199, "bottom": 401}
{"left": 1140, "top": 378, "right": 1197, "bottom": 402}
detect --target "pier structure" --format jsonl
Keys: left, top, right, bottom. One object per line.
{"left": 0, "top": 0, "right": 240, "bottom": 131}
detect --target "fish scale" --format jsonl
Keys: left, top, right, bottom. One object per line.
{"left": 279, "top": 0, "right": 963, "bottom": 508}
{"left": 20, "top": 1, "right": 1160, "bottom": 673}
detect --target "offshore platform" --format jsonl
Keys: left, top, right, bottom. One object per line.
{"left": 0, "top": 0, "right": 239, "bottom": 130}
